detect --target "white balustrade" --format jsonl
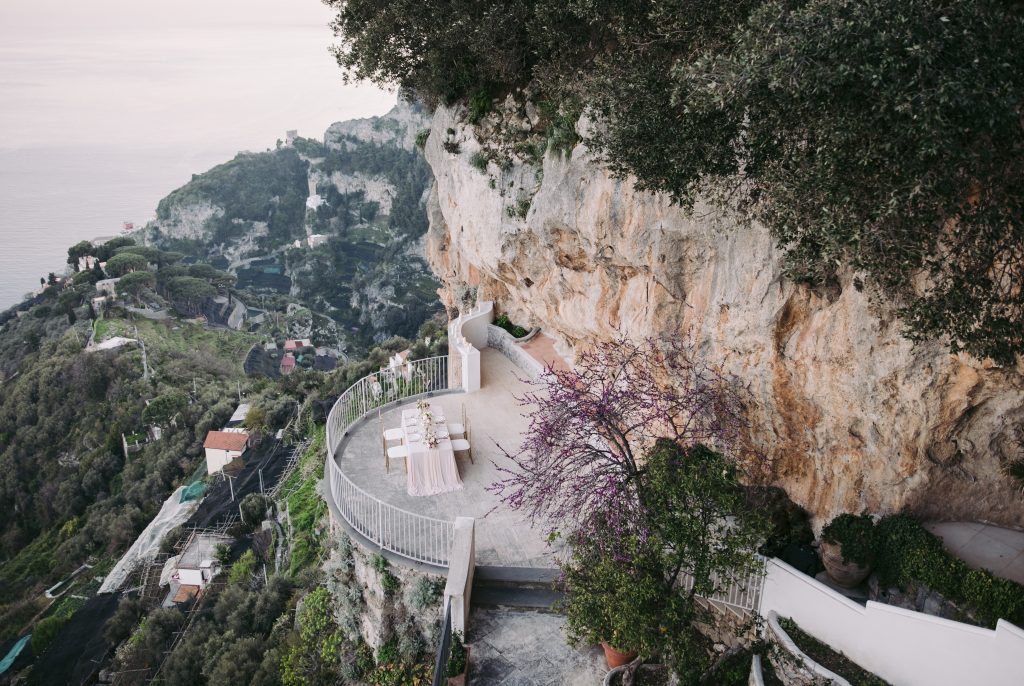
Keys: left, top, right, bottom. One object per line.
{"left": 325, "top": 355, "right": 458, "bottom": 567}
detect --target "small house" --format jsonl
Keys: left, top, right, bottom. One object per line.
{"left": 174, "top": 532, "right": 230, "bottom": 589}
{"left": 284, "top": 338, "right": 312, "bottom": 352}
{"left": 95, "top": 277, "right": 120, "bottom": 296}
{"left": 203, "top": 429, "right": 249, "bottom": 475}
{"left": 280, "top": 353, "right": 297, "bottom": 375}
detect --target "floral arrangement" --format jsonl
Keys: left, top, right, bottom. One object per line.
{"left": 417, "top": 402, "right": 440, "bottom": 448}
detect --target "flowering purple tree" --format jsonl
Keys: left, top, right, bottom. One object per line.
{"left": 491, "top": 336, "right": 759, "bottom": 535}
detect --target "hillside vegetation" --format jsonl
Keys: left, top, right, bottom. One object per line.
{"left": 328, "top": 0, "right": 1024, "bottom": 363}
{"left": 145, "top": 105, "right": 442, "bottom": 351}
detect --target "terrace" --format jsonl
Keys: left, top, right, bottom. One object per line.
{"left": 324, "top": 303, "right": 560, "bottom": 570}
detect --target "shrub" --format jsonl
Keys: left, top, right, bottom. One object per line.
{"left": 505, "top": 198, "right": 531, "bottom": 219}
{"left": 229, "top": 549, "right": 258, "bottom": 585}
{"left": 442, "top": 140, "right": 461, "bottom": 154}
{"left": 822, "top": 513, "right": 877, "bottom": 566}
{"left": 1003, "top": 460, "right": 1024, "bottom": 492}
{"left": 408, "top": 575, "right": 444, "bottom": 610}
{"left": 414, "top": 128, "right": 430, "bottom": 149}
{"left": 875, "top": 513, "right": 1024, "bottom": 627}
{"left": 31, "top": 613, "right": 69, "bottom": 654}
{"left": 370, "top": 554, "right": 401, "bottom": 597}
{"left": 446, "top": 631, "right": 467, "bottom": 677}
{"left": 467, "top": 89, "right": 492, "bottom": 124}
{"left": 494, "top": 313, "right": 528, "bottom": 338}
{"left": 469, "top": 151, "right": 490, "bottom": 172}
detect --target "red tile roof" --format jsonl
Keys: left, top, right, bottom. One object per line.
{"left": 203, "top": 430, "right": 248, "bottom": 452}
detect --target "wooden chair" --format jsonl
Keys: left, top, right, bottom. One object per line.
{"left": 378, "top": 409, "right": 405, "bottom": 473}
{"left": 387, "top": 444, "right": 409, "bottom": 473}
{"left": 451, "top": 408, "right": 473, "bottom": 464}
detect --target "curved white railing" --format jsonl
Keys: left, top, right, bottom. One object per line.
{"left": 326, "top": 355, "right": 458, "bottom": 567}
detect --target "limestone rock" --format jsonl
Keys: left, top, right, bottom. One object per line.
{"left": 422, "top": 105, "right": 1024, "bottom": 529}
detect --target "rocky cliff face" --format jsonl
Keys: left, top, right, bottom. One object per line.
{"left": 422, "top": 104, "right": 1024, "bottom": 529}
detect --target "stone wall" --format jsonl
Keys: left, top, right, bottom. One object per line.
{"left": 422, "top": 103, "right": 1024, "bottom": 529}
{"left": 325, "top": 526, "right": 446, "bottom": 654}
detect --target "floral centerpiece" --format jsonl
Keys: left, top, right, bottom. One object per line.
{"left": 417, "top": 401, "right": 440, "bottom": 448}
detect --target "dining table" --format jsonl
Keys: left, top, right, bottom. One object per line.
{"left": 401, "top": 404, "right": 464, "bottom": 497}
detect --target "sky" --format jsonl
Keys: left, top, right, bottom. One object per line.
{"left": 0, "top": 0, "right": 397, "bottom": 307}
{"left": 0, "top": 0, "right": 396, "bottom": 152}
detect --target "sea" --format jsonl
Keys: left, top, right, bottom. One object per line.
{"left": 0, "top": 0, "right": 396, "bottom": 310}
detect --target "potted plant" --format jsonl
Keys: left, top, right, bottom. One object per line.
{"left": 820, "top": 513, "right": 876, "bottom": 587}
{"left": 446, "top": 630, "right": 469, "bottom": 685}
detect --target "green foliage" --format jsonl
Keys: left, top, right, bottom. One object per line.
{"left": 95, "top": 237, "right": 136, "bottom": 262}
{"left": 822, "top": 513, "right": 877, "bottom": 567}
{"left": 505, "top": 197, "right": 530, "bottom": 219}
{"left": 407, "top": 575, "right": 444, "bottom": 611}
{"left": 31, "top": 612, "right": 69, "bottom": 654}
{"left": 469, "top": 151, "right": 490, "bottom": 172}
{"left": 229, "top": 549, "right": 258, "bottom": 585}
{"left": 284, "top": 428, "right": 327, "bottom": 575}
{"left": 115, "top": 270, "right": 156, "bottom": 299}
{"left": 66, "top": 240, "right": 94, "bottom": 267}
{"left": 370, "top": 554, "right": 401, "bottom": 597}
{"left": 414, "top": 128, "right": 430, "bottom": 149}
{"left": 328, "top": 0, "right": 1024, "bottom": 362}
{"left": 494, "top": 313, "right": 528, "bottom": 338}
{"left": 142, "top": 391, "right": 188, "bottom": 425}
{"left": 446, "top": 630, "right": 466, "bottom": 677}
{"left": 562, "top": 441, "right": 763, "bottom": 670}
{"left": 103, "top": 252, "right": 149, "bottom": 277}
{"left": 280, "top": 588, "right": 344, "bottom": 686}
{"left": 157, "top": 149, "right": 308, "bottom": 244}
{"left": 874, "top": 513, "right": 1024, "bottom": 627}
{"left": 467, "top": 89, "right": 492, "bottom": 124}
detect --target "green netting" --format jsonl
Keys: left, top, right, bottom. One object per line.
{"left": 179, "top": 460, "right": 209, "bottom": 503}
{"left": 180, "top": 480, "right": 207, "bottom": 503}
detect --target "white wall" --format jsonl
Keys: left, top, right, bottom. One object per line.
{"left": 448, "top": 302, "right": 492, "bottom": 393}
{"left": 760, "top": 559, "right": 1024, "bottom": 686}
{"left": 178, "top": 568, "right": 204, "bottom": 587}
{"left": 205, "top": 447, "right": 241, "bottom": 475}
{"left": 443, "top": 517, "right": 476, "bottom": 636}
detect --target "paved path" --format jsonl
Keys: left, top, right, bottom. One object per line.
{"left": 468, "top": 608, "right": 607, "bottom": 686}
{"left": 925, "top": 522, "right": 1024, "bottom": 585}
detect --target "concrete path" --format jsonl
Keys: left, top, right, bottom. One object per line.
{"left": 468, "top": 607, "right": 607, "bottom": 686}
{"left": 519, "top": 332, "right": 571, "bottom": 373}
{"left": 925, "top": 522, "right": 1024, "bottom": 585}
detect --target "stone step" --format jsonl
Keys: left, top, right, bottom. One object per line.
{"left": 473, "top": 566, "right": 560, "bottom": 590}
{"left": 471, "top": 586, "right": 564, "bottom": 611}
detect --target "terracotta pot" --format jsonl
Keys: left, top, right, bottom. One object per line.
{"left": 820, "top": 540, "right": 872, "bottom": 588}
{"left": 601, "top": 642, "right": 639, "bottom": 669}
{"left": 448, "top": 645, "right": 470, "bottom": 686}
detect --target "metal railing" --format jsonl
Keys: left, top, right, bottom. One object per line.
{"left": 432, "top": 600, "right": 454, "bottom": 686}
{"left": 680, "top": 556, "right": 767, "bottom": 614}
{"left": 326, "top": 355, "right": 458, "bottom": 567}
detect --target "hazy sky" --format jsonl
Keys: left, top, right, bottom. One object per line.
{"left": 0, "top": 0, "right": 398, "bottom": 307}
{"left": 0, "top": 0, "right": 396, "bottom": 152}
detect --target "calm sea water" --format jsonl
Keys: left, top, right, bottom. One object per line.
{"left": 0, "top": 0, "right": 395, "bottom": 309}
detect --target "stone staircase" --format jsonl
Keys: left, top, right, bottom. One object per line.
{"left": 471, "top": 566, "right": 563, "bottom": 611}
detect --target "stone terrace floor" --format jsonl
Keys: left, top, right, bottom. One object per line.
{"left": 468, "top": 607, "right": 608, "bottom": 686}
{"left": 335, "top": 348, "right": 562, "bottom": 567}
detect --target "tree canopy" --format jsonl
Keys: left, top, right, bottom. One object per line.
{"left": 328, "top": 0, "right": 1024, "bottom": 362}
{"left": 103, "top": 252, "right": 149, "bottom": 277}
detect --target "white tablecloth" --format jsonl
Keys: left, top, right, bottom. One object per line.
{"left": 401, "top": 405, "right": 463, "bottom": 496}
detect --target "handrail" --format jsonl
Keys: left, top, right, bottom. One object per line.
{"left": 432, "top": 600, "right": 453, "bottom": 686}
{"left": 325, "top": 355, "right": 459, "bottom": 567}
